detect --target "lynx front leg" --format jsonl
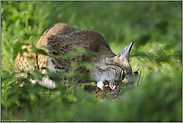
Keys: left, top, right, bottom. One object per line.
{"left": 29, "top": 76, "right": 56, "bottom": 89}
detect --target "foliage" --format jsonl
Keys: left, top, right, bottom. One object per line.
{"left": 1, "top": 1, "right": 182, "bottom": 122}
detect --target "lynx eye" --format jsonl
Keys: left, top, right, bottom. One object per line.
{"left": 121, "top": 70, "right": 126, "bottom": 80}
{"left": 122, "top": 74, "right": 125, "bottom": 80}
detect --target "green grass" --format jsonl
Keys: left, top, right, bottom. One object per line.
{"left": 1, "top": 1, "right": 182, "bottom": 122}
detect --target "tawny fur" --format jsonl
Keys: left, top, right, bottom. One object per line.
{"left": 14, "top": 23, "right": 137, "bottom": 90}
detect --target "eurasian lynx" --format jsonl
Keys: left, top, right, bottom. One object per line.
{"left": 14, "top": 23, "right": 138, "bottom": 90}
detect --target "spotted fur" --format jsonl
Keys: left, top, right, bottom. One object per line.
{"left": 14, "top": 23, "right": 138, "bottom": 90}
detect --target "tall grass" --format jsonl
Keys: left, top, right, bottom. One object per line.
{"left": 1, "top": 1, "right": 182, "bottom": 121}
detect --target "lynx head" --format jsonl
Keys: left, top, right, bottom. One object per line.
{"left": 94, "top": 41, "right": 138, "bottom": 90}
{"left": 113, "top": 41, "right": 138, "bottom": 84}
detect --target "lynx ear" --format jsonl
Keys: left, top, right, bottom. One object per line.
{"left": 117, "top": 41, "right": 135, "bottom": 61}
{"left": 113, "top": 40, "right": 136, "bottom": 73}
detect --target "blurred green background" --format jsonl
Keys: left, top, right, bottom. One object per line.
{"left": 1, "top": 1, "right": 182, "bottom": 122}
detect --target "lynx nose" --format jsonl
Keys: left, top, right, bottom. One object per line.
{"left": 132, "top": 68, "right": 139, "bottom": 76}
{"left": 131, "top": 69, "right": 139, "bottom": 83}
{"left": 133, "top": 71, "right": 138, "bottom": 76}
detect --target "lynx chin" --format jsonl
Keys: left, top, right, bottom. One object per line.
{"left": 14, "top": 23, "right": 138, "bottom": 90}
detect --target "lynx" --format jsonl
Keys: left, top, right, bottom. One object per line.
{"left": 14, "top": 23, "right": 138, "bottom": 90}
